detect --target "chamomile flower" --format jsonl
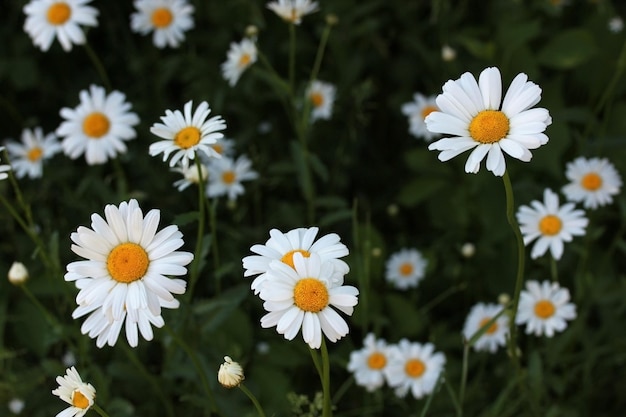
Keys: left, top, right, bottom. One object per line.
{"left": 51, "top": 367, "right": 96, "bottom": 417}
{"left": 462, "top": 302, "right": 509, "bottom": 353}
{"left": 206, "top": 154, "right": 258, "bottom": 202}
{"left": 258, "top": 252, "right": 359, "bottom": 349}
{"left": 307, "top": 80, "right": 336, "bottom": 122}
{"left": 172, "top": 162, "right": 208, "bottom": 191}
{"left": 221, "top": 38, "right": 257, "bottom": 87}
{"left": 0, "top": 147, "right": 10, "bottom": 181}
{"left": 426, "top": 67, "right": 552, "bottom": 176}
{"left": 209, "top": 137, "right": 235, "bottom": 157}
{"left": 266, "top": 0, "right": 319, "bottom": 25}
{"left": 23, "top": 0, "right": 99, "bottom": 52}
{"left": 149, "top": 100, "right": 226, "bottom": 169}
{"left": 130, "top": 0, "right": 194, "bottom": 49}
{"left": 347, "top": 333, "right": 391, "bottom": 392}
{"left": 65, "top": 199, "right": 193, "bottom": 348}
{"left": 401, "top": 93, "right": 439, "bottom": 141}
{"left": 517, "top": 188, "right": 588, "bottom": 260}
{"left": 5, "top": 127, "right": 61, "bottom": 179}
{"left": 562, "top": 157, "right": 622, "bottom": 209}
{"left": 218, "top": 356, "right": 245, "bottom": 388}
{"left": 56, "top": 85, "right": 139, "bottom": 165}
{"left": 243, "top": 227, "right": 350, "bottom": 295}
{"left": 383, "top": 339, "right": 446, "bottom": 399}
{"left": 515, "top": 280, "right": 576, "bottom": 337}
{"left": 384, "top": 248, "right": 427, "bottom": 290}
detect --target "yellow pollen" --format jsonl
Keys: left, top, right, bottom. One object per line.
{"left": 280, "top": 249, "right": 311, "bottom": 268}
{"left": 469, "top": 110, "right": 510, "bottom": 144}
{"left": 83, "top": 112, "right": 111, "bottom": 138}
{"left": 398, "top": 262, "right": 414, "bottom": 276}
{"left": 479, "top": 317, "right": 498, "bottom": 335}
{"left": 367, "top": 352, "right": 387, "bottom": 370}
{"left": 151, "top": 8, "right": 173, "bottom": 28}
{"left": 310, "top": 92, "right": 324, "bottom": 108}
{"left": 221, "top": 170, "right": 236, "bottom": 185}
{"left": 27, "top": 147, "right": 43, "bottom": 162}
{"left": 581, "top": 172, "right": 603, "bottom": 191}
{"left": 534, "top": 299, "right": 556, "bottom": 319}
{"left": 238, "top": 53, "right": 252, "bottom": 67}
{"left": 421, "top": 105, "right": 438, "bottom": 120}
{"left": 405, "top": 359, "right": 426, "bottom": 378}
{"left": 293, "top": 278, "right": 329, "bottom": 313}
{"left": 47, "top": 2, "right": 71, "bottom": 25}
{"left": 174, "top": 127, "right": 201, "bottom": 149}
{"left": 72, "top": 390, "right": 90, "bottom": 409}
{"left": 539, "top": 215, "right": 562, "bottom": 236}
{"left": 107, "top": 243, "right": 149, "bottom": 283}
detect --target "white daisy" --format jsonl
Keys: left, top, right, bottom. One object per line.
{"left": 307, "top": 80, "right": 336, "bottom": 122}
{"left": 209, "top": 137, "right": 235, "bottom": 158}
{"left": 462, "top": 302, "right": 509, "bottom": 353}
{"left": 56, "top": 85, "right": 139, "bottom": 165}
{"left": 383, "top": 339, "right": 446, "bottom": 399}
{"left": 218, "top": 356, "right": 245, "bottom": 388}
{"left": 515, "top": 280, "right": 576, "bottom": 337}
{"left": 51, "top": 367, "right": 96, "bottom": 417}
{"left": 130, "top": 0, "right": 194, "bottom": 49}
{"left": 5, "top": 127, "right": 61, "bottom": 179}
{"left": 426, "top": 67, "right": 552, "bottom": 176}
{"left": 347, "top": 333, "right": 391, "bottom": 392}
{"left": 149, "top": 100, "right": 226, "bottom": 169}
{"left": 23, "top": 0, "right": 99, "bottom": 52}
{"left": 206, "top": 154, "right": 258, "bottom": 202}
{"left": 172, "top": 161, "right": 208, "bottom": 191}
{"left": 266, "top": 0, "right": 319, "bottom": 25}
{"left": 258, "top": 252, "right": 359, "bottom": 349}
{"left": 517, "top": 188, "right": 588, "bottom": 260}
{"left": 401, "top": 93, "right": 439, "bottom": 141}
{"left": 609, "top": 16, "right": 624, "bottom": 33}
{"left": 221, "top": 38, "right": 257, "bottom": 87}
{"left": 0, "top": 147, "right": 11, "bottom": 181}
{"left": 8, "top": 398, "right": 25, "bottom": 415}
{"left": 384, "top": 248, "right": 427, "bottom": 290}
{"left": 562, "top": 156, "right": 622, "bottom": 210}
{"left": 64, "top": 199, "right": 193, "bottom": 348}
{"left": 242, "top": 226, "right": 350, "bottom": 295}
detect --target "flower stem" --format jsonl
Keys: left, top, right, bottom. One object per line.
{"left": 187, "top": 155, "right": 207, "bottom": 301}
{"left": 208, "top": 197, "right": 221, "bottom": 294}
{"left": 320, "top": 338, "right": 332, "bottom": 417}
{"left": 238, "top": 383, "right": 267, "bottom": 417}
{"left": 288, "top": 23, "right": 296, "bottom": 92}
{"left": 83, "top": 42, "right": 113, "bottom": 91}
{"left": 458, "top": 343, "right": 470, "bottom": 416}
{"left": 20, "top": 284, "right": 62, "bottom": 331}
{"left": 92, "top": 403, "right": 112, "bottom": 417}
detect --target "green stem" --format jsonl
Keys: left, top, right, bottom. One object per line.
{"left": 92, "top": 403, "right": 112, "bottom": 417}
{"left": 417, "top": 283, "right": 467, "bottom": 315}
{"left": 288, "top": 23, "right": 296, "bottom": 92}
{"left": 187, "top": 156, "right": 207, "bottom": 302}
{"left": 320, "top": 338, "right": 332, "bottom": 417}
{"left": 458, "top": 343, "right": 469, "bottom": 417}
{"left": 20, "top": 284, "right": 62, "bottom": 331}
{"left": 550, "top": 256, "right": 559, "bottom": 283}
{"left": 239, "top": 383, "right": 267, "bottom": 417}
{"left": 208, "top": 197, "right": 221, "bottom": 294}
{"left": 83, "top": 42, "right": 113, "bottom": 91}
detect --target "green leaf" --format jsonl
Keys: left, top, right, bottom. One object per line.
{"left": 537, "top": 29, "right": 597, "bottom": 69}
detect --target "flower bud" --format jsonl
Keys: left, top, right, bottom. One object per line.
{"left": 325, "top": 14, "right": 339, "bottom": 26}
{"left": 8, "top": 262, "right": 28, "bottom": 285}
{"left": 245, "top": 25, "right": 258, "bottom": 38}
{"left": 460, "top": 242, "right": 475, "bottom": 258}
{"left": 441, "top": 44, "right": 457, "bottom": 62}
{"left": 218, "top": 356, "right": 244, "bottom": 388}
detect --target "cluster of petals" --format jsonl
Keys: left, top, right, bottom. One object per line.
{"left": 266, "top": 0, "right": 319, "bottom": 25}
{"left": 52, "top": 366, "right": 96, "bottom": 417}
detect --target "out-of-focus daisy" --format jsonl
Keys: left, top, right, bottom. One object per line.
{"left": 243, "top": 227, "right": 350, "bottom": 294}
{"left": 8, "top": 398, "right": 25, "bottom": 415}
{"left": 267, "top": 0, "right": 319, "bottom": 25}
{"left": 51, "top": 366, "right": 96, "bottom": 417}
{"left": 401, "top": 93, "right": 439, "bottom": 141}
{"left": 462, "top": 302, "right": 509, "bottom": 353}
{"left": 307, "top": 80, "right": 336, "bottom": 122}
{"left": 517, "top": 188, "right": 588, "bottom": 260}
{"left": 221, "top": 38, "right": 257, "bottom": 87}
{"left": 130, "top": 0, "right": 194, "bottom": 49}
{"left": 258, "top": 252, "right": 358, "bottom": 349}
{"left": 426, "top": 67, "right": 552, "bottom": 176}
{"left": 5, "top": 127, "right": 61, "bottom": 179}
{"left": 23, "top": 0, "right": 99, "bottom": 52}
{"left": 383, "top": 339, "right": 446, "bottom": 399}
{"left": 562, "top": 156, "right": 622, "bottom": 209}
{"left": 209, "top": 137, "right": 235, "bottom": 158}
{"left": 609, "top": 16, "right": 624, "bottom": 33}
{"left": 57, "top": 85, "right": 139, "bottom": 165}
{"left": 149, "top": 100, "right": 226, "bottom": 169}
{"left": 65, "top": 199, "right": 193, "bottom": 347}
{"left": 218, "top": 356, "right": 245, "bottom": 388}
{"left": 347, "top": 333, "right": 391, "bottom": 392}
{"left": 172, "top": 162, "right": 208, "bottom": 191}
{"left": 0, "top": 147, "right": 11, "bottom": 180}
{"left": 206, "top": 154, "right": 258, "bottom": 202}
{"left": 515, "top": 280, "right": 576, "bottom": 337}
{"left": 384, "top": 248, "right": 427, "bottom": 290}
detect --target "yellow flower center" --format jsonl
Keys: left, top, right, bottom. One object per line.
{"left": 310, "top": 92, "right": 324, "bottom": 108}
{"left": 83, "top": 112, "right": 111, "bottom": 139}
{"left": 469, "top": 110, "right": 510, "bottom": 144}
{"left": 539, "top": 215, "right": 562, "bottom": 236}
{"left": 367, "top": 352, "right": 387, "bottom": 370}
{"left": 293, "top": 278, "right": 329, "bottom": 313}
{"left": 478, "top": 317, "right": 498, "bottom": 335}
{"left": 47, "top": 2, "right": 71, "bottom": 25}
{"left": 398, "top": 262, "right": 414, "bottom": 276}
{"left": 280, "top": 249, "right": 311, "bottom": 268}
{"left": 221, "top": 170, "right": 236, "bottom": 185}
{"left": 534, "top": 299, "right": 556, "bottom": 319}
{"left": 212, "top": 144, "right": 224, "bottom": 154}
{"left": 238, "top": 53, "right": 252, "bottom": 67}
{"left": 421, "top": 105, "right": 438, "bottom": 120}
{"left": 71, "top": 390, "right": 90, "bottom": 409}
{"left": 151, "top": 8, "right": 173, "bottom": 28}
{"left": 405, "top": 358, "right": 426, "bottom": 378}
{"left": 107, "top": 243, "right": 149, "bottom": 283}
{"left": 27, "top": 147, "right": 43, "bottom": 162}
{"left": 581, "top": 172, "right": 603, "bottom": 191}
{"left": 174, "top": 127, "right": 201, "bottom": 149}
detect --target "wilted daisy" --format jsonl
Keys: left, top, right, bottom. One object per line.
{"left": 562, "top": 157, "right": 622, "bottom": 210}
{"left": 517, "top": 188, "right": 588, "bottom": 260}
{"left": 130, "top": 0, "right": 194, "bottom": 48}
{"left": 383, "top": 339, "right": 446, "bottom": 399}
{"left": 384, "top": 248, "right": 427, "bottom": 290}
{"left": 51, "top": 367, "right": 96, "bottom": 417}
{"left": 221, "top": 38, "right": 257, "bottom": 87}
{"left": 347, "top": 333, "right": 391, "bottom": 392}
{"left": 5, "top": 127, "right": 61, "bottom": 179}
{"left": 0, "top": 147, "right": 11, "bottom": 180}
{"left": 65, "top": 199, "right": 193, "bottom": 347}
{"left": 259, "top": 252, "right": 358, "bottom": 349}
{"left": 149, "top": 100, "right": 226, "bottom": 169}
{"left": 516, "top": 280, "right": 576, "bottom": 337}
{"left": 172, "top": 162, "right": 208, "bottom": 191}
{"left": 462, "top": 302, "right": 509, "bottom": 353}
{"left": 307, "top": 80, "right": 336, "bottom": 122}
{"left": 56, "top": 85, "right": 139, "bottom": 165}
{"left": 206, "top": 154, "right": 258, "bottom": 202}
{"left": 218, "top": 356, "right": 245, "bottom": 388}
{"left": 426, "top": 67, "right": 552, "bottom": 176}
{"left": 23, "top": 0, "right": 99, "bottom": 52}
{"left": 401, "top": 93, "right": 439, "bottom": 141}
{"left": 267, "top": 0, "right": 319, "bottom": 25}
{"left": 243, "top": 227, "right": 350, "bottom": 294}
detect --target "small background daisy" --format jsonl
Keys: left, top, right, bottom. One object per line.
{"left": 307, "top": 80, "right": 336, "bottom": 122}
{"left": 131, "top": 0, "right": 195, "bottom": 48}
{"left": 516, "top": 280, "right": 577, "bottom": 337}
{"left": 562, "top": 156, "right": 622, "bottom": 209}
{"left": 206, "top": 154, "right": 259, "bottom": 202}
{"left": 267, "top": 0, "right": 319, "bottom": 25}
{"left": 462, "top": 302, "right": 509, "bottom": 353}
{"left": 347, "top": 333, "right": 391, "bottom": 392}
{"left": 401, "top": 93, "right": 439, "bottom": 141}
{"left": 384, "top": 248, "right": 427, "bottom": 290}
{"left": 221, "top": 38, "right": 257, "bottom": 87}
{"left": 5, "top": 127, "right": 61, "bottom": 179}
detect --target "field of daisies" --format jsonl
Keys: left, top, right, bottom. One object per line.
{"left": 2, "top": 0, "right": 626, "bottom": 416}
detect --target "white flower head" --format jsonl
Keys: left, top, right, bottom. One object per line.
{"left": 426, "top": 67, "right": 552, "bottom": 176}
{"left": 515, "top": 280, "right": 576, "bottom": 337}
{"left": 347, "top": 333, "right": 391, "bottom": 392}
{"left": 562, "top": 156, "right": 622, "bottom": 210}
{"left": 8, "top": 262, "right": 29, "bottom": 285}
{"left": 206, "top": 154, "right": 258, "bottom": 202}
{"left": 517, "top": 188, "right": 588, "bottom": 260}
{"left": 5, "top": 127, "right": 61, "bottom": 179}
{"left": 609, "top": 16, "right": 624, "bottom": 33}
{"left": 130, "top": 0, "right": 194, "bottom": 48}
{"left": 51, "top": 366, "right": 96, "bottom": 417}
{"left": 401, "top": 93, "right": 440, "bottom": 141}
{"left": 8, "top": 398, "right": 25, "bottom": 415}
{"left": 307, "top": 80, "right": 336, "bottom": 122}
{"left": 218, "top": 356, "right": 245, "bottom": 388}
{"left": 221, "top": 38, "right": 257, "bottom": 87}
{"left": 384, "top": 248, "right": 427, "bottom": 290}
{"left": 267, "top": 0, "right": 319, "bottom": 25}
{"left": 462, "top": 302, "right": 509, "bottom": 353}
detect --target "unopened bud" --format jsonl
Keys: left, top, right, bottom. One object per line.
{"left": 441, "top": 44, "right": 456, "bottom": 62}
{"left": 498, "top": 293, "right": 511, "bottom": 306}
{"left": 218, "top": 356, "right": 245, "bottom": 388}
{"left": 245, "top": 25, "right": 258, "bottom": 38}
{"left": 460, "top": 243, "right": 475, "bottom": 258}
{"left": 325, "top": 14, "right": 339, "bottom": 26}
{"left": 8, "top": 262, "right": 28, "bottom": 285}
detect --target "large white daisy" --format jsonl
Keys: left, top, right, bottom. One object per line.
{"left": 426, "top": 67, "right": 552, "bottom": 176}
{"left": 401, "top": 93, "right": 439, "bottom": 141}
{"left": 384, "top": 248, "right": 427, "bottom": 290}
{"left": 130, "top": 0, "right": 194, "bottom": 49}
{"left": 462, "top": 302, "right": 509, "bottom": 353}
{"left": 515, "top": 280, "right": 576, "bottom": 337}
{"left": 51, "top": 366, "right": 96, "bottom": 417}
{"left": 221, "top": 38, "right": 257, "bottom": 87}
{"left": 562, "top": 156, "right": 622, "bottom": 209}
{"left": 307, "top": 80, "right": 336, "bottom": 122}
{"left": 5, "top": 127, "right": 61, "bottom": 179}
{"left": 266, "top": 0, "right": 319, "bottom": 25}
{"left": 347, "top": 333, "right": 391, "bottom": 392}
{"left": 206, "top": 154, "right": 258, "bottom": 202}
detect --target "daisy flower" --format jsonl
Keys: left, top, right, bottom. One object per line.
{"left": 609, "top": 16, "right": 624, "bottom": 33}
{"left": 266, "top": 0, "right": 319, "bottom": 25}
{"left": 562, "top": 157, "right": 622, "bottom": 210}
{"left": 347, "top": 333, "right": 391, "bottom": 392}
{"left": 0, "top": 147, "right": 11, "bottom": 181}
{"left": 206, "top": 154, "right": 258, "bottom": 202}
{"left": 384, "top": 248, "right": 427, "bottom": 290}
{"left": 426, "top": 67, "right": 552, "bottom": 176}
{"left": 462, "top": 302, "right": 509, "bottom": 353}
{"left": 515, "top": 280, "right": 576, "bottom": 337}
{"left": 130, "top": 0, "right": 194, "bottom": 49}
{"left": 65, "top": 199, "right": 193, "bottom": 347}
{"left": 307, "top": 80, "right": 336, "bottom": 122}
{"left": 383, "top": 339, "right": 446, "bottom": 399}
{"left": 517, "top": 188, "right": 588, "bottom": 260}
{"left": 401, "top": 93, "right": 439, "bottom": 141}
{"left": 221, "top": 38, "right": 257, "bottom": 87}
{"left": 210, "top": 137, "right": 235, "bottom": 157}
{"left": 56, "top": 85, "right": 139, "bottom": 165}
{"left": 258, "top": 252, "right": 359, "bottom": 349}
{"left": 51, "top": 366, "right": 96, "bottom": 417}
{"left": 172, "top": 162, "right": 208, "bottom": 191}
{"left": 243, "top": 227, "right": 350, "bottom": 295}
{"left": 218, "top": 356, "right": 245, "bottom": 388}
{"left": 5, "top": 127, "right": 61, "bottom": 179}
{"left": 149, "top": 100, "right": 226, "bottom": 169}
{"left": 23, "top": 0, "right": 99, "bottom": 52}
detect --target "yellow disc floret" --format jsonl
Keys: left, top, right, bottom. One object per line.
{"left": 151, "top": 8, "right": 173, "bottom": 28}
{"left": 469, "top": 110, "right": 510, "bottom": 144}
{"left": 405, "top": 358, "right": 426, "bottom": 378}
{"left": 107, "top": 243, "right": 149, "bottom": 283}
{"left": 534, "top": 299, "right": 556, "bottom": 319}
{"left": 27, "top": 147, "right": 43, "bottom": 162}
{"left": 47, "top": 2, "right": 72, "bottom": 25}
{"left": 174, "top": 127, "right": 201, "bottom": 149}
{"left": 221, "top": 171, "right": 236, "bottom": 185}
{"left": 293, "top": 278, "right": 329, "bottom": 313}
{"left": 367, "top": 352, "right": 387, "bottom": 370}
{"left": 479, "top": 317, "right": 498, "bottom": 335}
{"left": 581, "top": 172, "right": 603, "bottom": 191}
{"left": 280, "top": 249, "right": 311, "bottom": 268}
{"left": 83, "top": 112, "right": 111, "bottom": 138}
{"left": 238, "top": 54, "right": 251, "bottom": 68}
{"left": 71, "top": 390, "right": 90, "bottom": 409}
{"left": 539, "top": 215, "right": 562, "bottom": 236}
{"left": 310, "top": 92, "right": 324, "bottom": 108}
{"left": 398, "top": 262, "right": 414, "bottom": 277}
{"left": 421, "top": 105, "right": 438, "bottom": 120}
